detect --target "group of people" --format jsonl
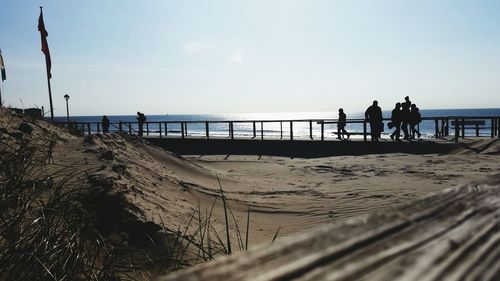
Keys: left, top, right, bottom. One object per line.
{"left": 389, "top": 96, "right": 421, "bottom": 141}
{"left": 100, "top": 111, "right": 147, "bottom": 136}
{"left": 337, "top": 96, "right": 422, "bottom": 142}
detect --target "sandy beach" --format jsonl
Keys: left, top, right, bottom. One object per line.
{"left": 44, "top": 114, "right": 500, "bottom": 247}
{"left": 1, "top": 108, "right": 499, "bottom": 278}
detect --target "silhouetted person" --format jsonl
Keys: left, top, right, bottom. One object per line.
{"left": 337, "top": 108, "right": 350, "bottom": 140}
{"left": 365, "top": 100, "right": 383, "bottom": 142}
{"left": 410, "top": 104, "right": 422, "bottom": 139}
{"left": 102, "top": 115, "right": 110, "bottom": 133}
{"left": 390, "top": 102, "right": 402, "bottom": 141}
{"left": 401, "top": 96, "right": 411, "bottom": 140}
{"left": 137, "top": 111, "right": 146, "bottom": 136}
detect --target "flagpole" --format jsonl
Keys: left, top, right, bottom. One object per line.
{"left": 40, "top": 6, "right": 54, "bottom": 121}
{"left": 45, "top": 52, "right": 54, "bottom": 121}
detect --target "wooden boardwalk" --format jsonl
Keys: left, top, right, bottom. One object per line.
{"left": 159, "top": 176, "right": 500, "bottom": 281}
{"left": 146, "top": 137, "right": 460, "bottom": 157}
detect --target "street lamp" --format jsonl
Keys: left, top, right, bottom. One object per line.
{"left": 64, "top": 94, "right": 70, "bottom": 123}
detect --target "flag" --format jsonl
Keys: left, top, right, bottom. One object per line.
{"left": 0, "top": 49, "right": 5, "bottom": 81}
{"left": 38, "top": 8, "right": 52, "bottom": 79}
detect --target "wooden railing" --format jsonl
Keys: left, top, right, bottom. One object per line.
{"left": 58, "top": 116, "right": 500, "bottom": 143}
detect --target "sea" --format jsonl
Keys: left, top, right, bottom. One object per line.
{"left": 54, "top": 108, "right": 500, "bottom": 139}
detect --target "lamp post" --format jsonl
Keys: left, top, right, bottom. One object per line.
{"left": 64, "top": 94, "right": 70, "bottom": 124}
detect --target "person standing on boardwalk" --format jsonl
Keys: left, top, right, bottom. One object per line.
{"left": 102, "top": 115, "right": 110, "bottom": 133}
{"left": 137, "top": 111, "right": 146, "bottom": 136}
{"left": 390, "top": 103, "right": 402, "bottom": 141}
{"left": 337, "top": 108, "right": 350, "bottom": 140}
{"left": 410, "top": 104, "right": 422, "bottom": 139}
{"left": 401, "top": 96, "right": 411, "bottom": 140}
{"left": 365, "top": 100, "right": 383, "bottom": 142}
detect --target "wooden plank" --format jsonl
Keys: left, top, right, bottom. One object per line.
{"left": 159, "top": 177, "right": 500, "bottom": 281}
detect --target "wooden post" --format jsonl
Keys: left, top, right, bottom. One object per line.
{"left": 309, "top": 120, "right": 313, "bottom": 140}
{"left": 164, "top": 123, "right": 168, "bottom": 136}
{"left": 184, "top": 123, "right": 188, "bottom": 137}
{"left": 435, "top": 119, "right": 439, "bottom": 139}
{"left": 87, "top": 123, "right": 91, "bottom": 135}
{"left": 97, "top": 123, "right": 100, "bottom": 133}
{"left": 119, "top": 121, "right": 123, "bottom": 132}
{"left": 321, "top": 122, "right": 324, "bottom": 141}
{"left": 290, "top": 121, "right": 293, "bottom": 141}
{"left": 159, "top": 122, "right": 162, "bottom": 138}
{"left": 181, "top": 122, "right": 185, "bottom": 139}
{"left": 446, "top": 118, "right": 450, "bottom": 136}
{"left": 363, "top": 121, "right": 367, "bottom": 142}
{"left": 146, "top": 123, "right": 149, "bottom": 136}
{"left": 461, "top": 118, "right": 465, "bottom": 138}
{"left": 261, "top": 121, "right": 264, "bottom": 140}
{"left": 455, "top": 119, "right": 459, "bottom": 143}
{"left": 253, "top": 121, "right": 256, "bottom": 138}
{"left": 128, "top": 122, "right": 132, "bottom": 135}
{"left": 475, "top": 123, "right": 480, "bottom": 137}
{"left": 440, "top": 119, "right": 444, "bottom": 139}
{"left": 497, "top": 118, "right": 500, "bottom": 138}
{"left": 206, "top": 122, "right": 209, "bottom": 140}
{"left": 280, "top": 122, "right": 283, "bottom": 139}
{"left": 491, "top": 118, "right": 495, "bottom": 138}
{"left": 230, "top": 122, "right": 234, "bottom": 140}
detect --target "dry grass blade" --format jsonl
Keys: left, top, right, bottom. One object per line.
{"left": 245, "top": 206, "right": 250, "bottom": 251}
{"left": 216, "top": 175, "right": 231, "bottom": 255}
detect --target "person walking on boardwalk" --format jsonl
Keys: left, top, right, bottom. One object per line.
{"left": 102, "top": 115, "right": 110, "bottom": 133}
{"left": 137, "top": 111, "right": 146, "bottom": 136}
{"left": 337, "top": 108, "right": 350, "bottom": 140}
{"left": 410, "top": 104, "right": 422, "bottom": 139}
{"left": 390, "top": 103, "right": 402, "bottom": 141}
{"left": 401, "top": 96, "right": 411, "bottom": 140}
{"left": 365, "top": 100, "right": 383, "bottom": 142}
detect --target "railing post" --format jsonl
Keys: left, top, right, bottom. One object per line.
{"left": 363, "top": 121, "right": 367, "bottom": 142}
{"left": 181, "top": 122, "right": 185, "bottom": 139}
{"left": 290, "top": 121, "right": 293, "bottom": 141}
{"left": 97, "top": 123, "right": 100, "bottom": 133}
{"left": 440, "top": 118, "right": 444, "bottom": 139}
{"left": 261, "top": 121, "right": 264, "bottom": 140}
{"left": 119, "top": 121, "right": 123, "bottom": 132}
{"left": 491, "top": 118, "right": 495, "bottom": 138}
{"left": 230, "top": 122, "right": 234, "bottom": 140}
{"left": 447, "top": 118, "right": 450, "bottom": 136}
{"left": 280, "top": 122, "right": 283, "bottom": 139}
{"left": 146, "top": 123, "right": 149, "bottom": 136}
{"left": 497, "top": 118, "right": 500, "bottom": 138}
{"left": 435, "top": 119, "right": 439, "bottom": 139}
{"left": 128, "top": 122, "right": 132, "bottom": 135}
{"left": 461, "top": 118, "right": 465, "bottom": 138}
{"left": 321, "top": 122, "right": 324, "bottom": 141}
{"left": 159, "top": 122, "right": 162, "bottom": 138}
{"left": 164, "top": 123, "right": 168, "bottom": 136}
{"left": 309, "top": 120, "right": 313, "bottom": 140}
{"left": 455, "top": 118, "right": 459, "bottom": 143}
{"left": 87, "top": 123, "right": 91, "bottom": 135}
{"left": 206, "top": 122, "right": 209, "bottom": 140}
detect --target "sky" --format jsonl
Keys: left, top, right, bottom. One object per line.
{"left": 0, "top": 0, "right": 499, "bottom": 116}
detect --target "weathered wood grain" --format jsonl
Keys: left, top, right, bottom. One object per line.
{"left": 158, "top": 175, "right": 500, "bottom": 281}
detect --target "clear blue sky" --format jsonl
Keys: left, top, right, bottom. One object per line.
{"left": 0, "top": 0, "right": 499, "bottom": 116}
